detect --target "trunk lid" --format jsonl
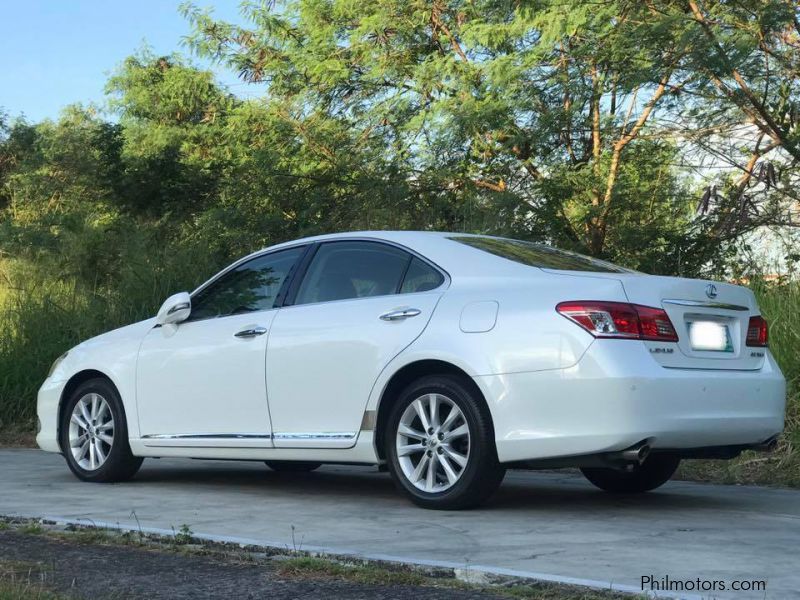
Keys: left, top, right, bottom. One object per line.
{"left": 544, "top": 270, "right": 764, "bottom": 370}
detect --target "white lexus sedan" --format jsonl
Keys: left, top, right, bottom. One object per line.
{"left": 37, "top": 232, "right": 786, "bottom": 509}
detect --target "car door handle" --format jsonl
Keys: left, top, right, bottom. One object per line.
{"left": 234, "top": 326, "right": 268, "bottom": 338}
{"left": 380, "top": 308, "right": 422, "bottom": 321}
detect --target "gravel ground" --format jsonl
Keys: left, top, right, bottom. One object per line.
{"left": 0, "top": 530, "right": 509, "bottom": 600}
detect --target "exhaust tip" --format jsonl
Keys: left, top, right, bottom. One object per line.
{"left": 620, "top": 443, "right": 651, "bottom": 464}
{"left": 756, "top": 437, "right": 779, "bottom": 453}
{"left": 638, "top": 444, "right": 651, "bottom": 462}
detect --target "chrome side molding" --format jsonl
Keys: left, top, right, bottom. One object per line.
{"left": 142, "top": 433, "right": 273, "bottom": 440}
{"left": 273, "top": 432, "right": 356, "bottom": 440}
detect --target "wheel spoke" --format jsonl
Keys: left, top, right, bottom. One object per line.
{"left": 96, "top": 400, "right": 109, "bottom": 422}
{"left": 70, "top": 414, "right": 88, "bottom": 430}
{"left": 411, "top": 453, "right": 430, "bottom": 482}
{"left": 97, "top": 420, "right": 114, "bottom": 432}
{"left": 90, "top": 394, "right": 99, "bottom": 422}
{"left": 397, "top": 443, "right": 424, "bottom": 457}
{"left": 76, "top": 440, "right": 89, "bottom": 461}
{"left": 425, "top": 453, "right": 437, "bottom": 490}
{"left": 89, "top": 440, "right": 97, "bottom": 469}
{"left": 442, "top": 445, "right": 468, "bottom": 468}
{"left": 428, "top": 394, "right": 439, "bottom": 429}
{"left": 443, "top": 423, "right": 469, "bottom": 442}
{"left": 397, "top": 423, "right": 425, "bottom": 441}
{"left": 439, "top": 406, "right": 461, "bottom": 433}
{"left": 79, "top": 400, "right": 92, "bottom": 424}
{"left": 97, "top": 433, "right": 114, "bottom": 446}
{"left": 439, "top": 453, "right": 459, "bottom": 484}
{"left": 413, "top": 399, "right": 431, "bottom": 432}
{"left": 94, "top": 439, "right": 106, "bottom": 464}
{"left": 70, "top": 433, "right": 87, "bottom": 447}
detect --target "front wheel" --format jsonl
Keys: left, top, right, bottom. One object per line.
{"left": 59, "top": 378, "right": 143, "bottom": 483}
{"left": 386, "top": 375, "right": 505, "bottom": 510}
{"left": 581, "top": 453, "right": 680, "bottom": 493}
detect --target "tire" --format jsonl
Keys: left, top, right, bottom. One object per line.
{"left": 59, "top": 377, "right": 143, "bottom": 483}
{"left": 581, "top": 453, "right": 680, "bottom": 494}
{"left": 265, "top": 461, "right": 321, "bottom": 472}
{"left": 385, "top": 374, "right": 505, "bottom": 510}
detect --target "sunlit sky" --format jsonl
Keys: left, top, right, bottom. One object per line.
{"left": 0, "top": 0, "right": 250, "bottom": 122}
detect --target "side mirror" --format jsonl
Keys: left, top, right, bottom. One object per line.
{"left": 156, "top": 292, "right": 192, "bottom": 325}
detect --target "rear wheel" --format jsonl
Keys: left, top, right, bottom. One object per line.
{"left": 265, "top": 461, "right": 321, "bottom": 473}
{"left": 581, "top": 453, "right": 680, "bottom": 493}
{"left": 59, "top": 378, "right": 143, "bottom": 483}
{"left": 386, "top": 374, "right": 505, "bottom": 510}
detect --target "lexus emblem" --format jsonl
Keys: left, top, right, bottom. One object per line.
{"left": 705, "top": 284, "right": 718, "bottom": 299}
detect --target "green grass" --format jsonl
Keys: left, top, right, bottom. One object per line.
{"left": 0, "top": 249, "right": 219, "bottom": 430}
{"left": 272, "top": 556, "right": 634, "bottom": 599}
{"left": 0, "top": 580, "right": 65, "bottom": 600}
{"left": 0, "top": 519, "right": 633, "bottom": 600}
{"left": 0, "top": 559, "right": 61, "bottom": 600}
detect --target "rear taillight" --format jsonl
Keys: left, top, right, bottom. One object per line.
{"left": 746, "top": 315, "right": 768, "bottom": 347}
{"left": 556, "top": 301, "right": 679, "bottom": 342}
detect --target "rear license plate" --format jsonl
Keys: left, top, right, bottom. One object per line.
{"left": 688, "top": 320, "right": 734, "bottom": 352}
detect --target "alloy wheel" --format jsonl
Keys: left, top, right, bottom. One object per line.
{"left": 68, "top": 393, "right": 115, "bottom": 471}
{"left": 395, "top": 393, "right": 471, "bottom": 492}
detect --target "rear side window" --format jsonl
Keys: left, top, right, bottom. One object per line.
{"left": 450, "top": 236, "right": 630, "bottom": 273}
{"left": 401, "top": 257, "right": 444, "bottom": 293}
{"left": 295, "top": 241, "right": 410, "bottom": 305}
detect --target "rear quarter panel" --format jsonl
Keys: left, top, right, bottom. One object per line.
{"left": 365, "top": 271, "right": 628, "bottom": 415}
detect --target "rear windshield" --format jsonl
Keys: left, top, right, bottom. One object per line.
{"left": 450, "top": 236, "right": 631, "bottom": 273}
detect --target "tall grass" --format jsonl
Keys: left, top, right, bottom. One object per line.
{"left": 0, "top": 246, "right": 222, "bottom": 429}
{"left": 752, "top": 279, "right": 800, "bottom": 454}
{"left": 678, "top": 279, "right": 800, "bottom": 486}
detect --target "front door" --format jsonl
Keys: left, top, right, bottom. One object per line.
{"left": 266, "top": 241, "right": 445, "bottom": 448}
{"left": 136, "top": 246, "right": 305, "bottom": 447}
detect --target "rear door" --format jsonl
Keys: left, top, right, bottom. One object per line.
{"left": 266, "top": 241, "right": 445, "bottom": 448}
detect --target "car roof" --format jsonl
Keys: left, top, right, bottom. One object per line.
{"left": 260, "top": 231, "right": 529, "bottom": 279}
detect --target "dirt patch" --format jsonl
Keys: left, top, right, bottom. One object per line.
{"left": 0, "top": 522, "right": 631, "bottom": 600}
{"left": 0, "top": 530, "right": 505, "bottom": 600}
{"left": 0, "top": 429, "right": 36, "bottom": 448}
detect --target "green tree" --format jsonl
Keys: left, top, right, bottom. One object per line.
{"left": 181, "top": 0, "right": 799, "bottom": 272}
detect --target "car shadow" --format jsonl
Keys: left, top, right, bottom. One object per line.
{"left": 126, "top": 461, "right": 735, "bottom": 513}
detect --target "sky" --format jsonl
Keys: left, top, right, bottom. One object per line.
{"left": 0, "top": 0, "right": 251, "bottom": 122}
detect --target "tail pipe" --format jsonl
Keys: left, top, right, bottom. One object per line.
{"left": 754, "top": 436, "right": 779, "bottom": 453}
{"left": 618, "top": 442, "right": 651, "bottom": 465}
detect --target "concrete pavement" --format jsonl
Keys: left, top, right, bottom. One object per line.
{"left": 1, "top": 449, "right": 797, "bottom": 599}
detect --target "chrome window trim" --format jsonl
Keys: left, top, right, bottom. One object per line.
{"left": 190, "top": 237, "right": 451, "bottom": 304}
{"left": 662, "top": 299, "right": 749, "bottom": 312}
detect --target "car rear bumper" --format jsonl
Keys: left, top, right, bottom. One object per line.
{"left": 475, "top": 340, "right": 786, "bottom": 464}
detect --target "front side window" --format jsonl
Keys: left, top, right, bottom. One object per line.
{"left": 189, "top": 246, "right": 305, "bottom": 320}
{"left": 294, "top": 241, "right": 413, "bottom": 305}
{"left": 450, "top": 236, "right": 631, "bottom": 273}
